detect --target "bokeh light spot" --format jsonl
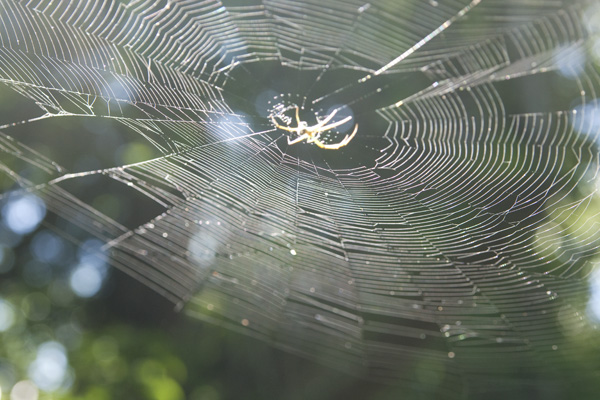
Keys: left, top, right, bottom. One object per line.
{"left": 69, "top": 264, "right": 105, "bottom": 298}
{"left": 553, "top": 45, "right": 586, "bottom": 79}
{"left": 27, "top": 342, "right": 68, "bottom": 392}
{"left": 1, "top": 195, "right": 46, "bottom": 235}
{"left": 586, "top": 267, "right": 600, "bottom": 322}
{"left": 0, "top": 300, "right": 15, "bottom": 332}
{"left": 10, "top": 380, "right": 38, "bottom": 400}
{"left": 30, "top": 231, "right": 66, "bottom": 264}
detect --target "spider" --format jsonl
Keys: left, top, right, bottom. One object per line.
{"left": 271, "top": 107, "right": 358, "bottom": 150}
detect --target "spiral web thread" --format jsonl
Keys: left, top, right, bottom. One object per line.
{"left": 1, "top": 0, "right": 600, "bottom": 392}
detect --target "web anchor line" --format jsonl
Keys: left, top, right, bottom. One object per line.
{"left": 312, "top": 0, "right": 483, "bottom": 106}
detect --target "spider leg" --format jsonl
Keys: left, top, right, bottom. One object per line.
{"left": 317, "top": 114, "right": 352, "bottom": 132}
{"left": 341, "top": 123, "right": 359, "bottom": 144}
{"left": 315, "top": 109, "right": 339, "bottom": 127}
{"left": 271, "top": 116, "right": 299, "bottom": 133}
{"left": 295, "top": 107, "right": 301, "bottom": 125}
{"left": 313, "top": 123, "right": 358, "bottom": 150}
{"left": 287, "top": 133, "right": 309, "bottom": 145}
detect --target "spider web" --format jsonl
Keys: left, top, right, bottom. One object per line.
{"left": 1, "top": 0, "right": 600, "bottom": 395}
